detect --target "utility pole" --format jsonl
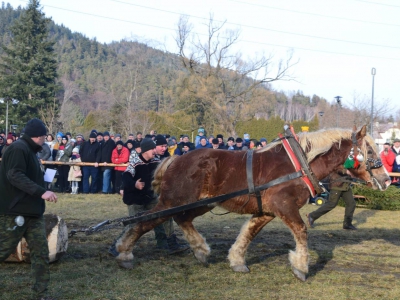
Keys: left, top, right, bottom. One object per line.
{"left": 335, "top": 96, "right": 342, "bottom": 127}
{"left": 370, "top": 68, "right": 376, "bottom": 136}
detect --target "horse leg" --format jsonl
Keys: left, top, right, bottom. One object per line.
{"left": 228, "top": 214, "right": 275, "bottom": 273}
{"left": 173, "top": 206, "right": 212, "bottom": 265}
{"left": 115, "top": 215, "right": 171, "bottom": 269}
{"left": 277, "top": 209, "right": 309, "bottom": 281}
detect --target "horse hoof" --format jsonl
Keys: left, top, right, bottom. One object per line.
{"left": 194, "top": 251, "right": 208, "bottom": 265}
{"left": 292, "top": 267, "right": 307, "bottom": 281}
{"left": 231, "top": 265, "right": 250, "bottom": 273}
{"left": 117, "top": 260, "right": 134, "bottom": 269}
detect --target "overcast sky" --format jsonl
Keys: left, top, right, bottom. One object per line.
{"left": 5, "top": 0, "right": 400, "bottom": 113}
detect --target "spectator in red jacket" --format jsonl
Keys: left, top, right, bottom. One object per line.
{"left": 380, "top": 142, "right": 396, "bottom": 172}
{"left": 111, "top": 141, "right": 130, "bottom": 192}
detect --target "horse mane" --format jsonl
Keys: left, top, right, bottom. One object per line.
{"left": 259, "top": 127, "right": 377, "bottom": 163}
{"left": 152, "top": 155, "right": 179, "bottom": 194}
{"left": 298, "top": 128, "right": 377, "bottom": 162}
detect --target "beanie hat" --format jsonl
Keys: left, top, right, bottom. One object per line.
{"left": 70, "top": 138, "right": 76, "bottom": 143}
{"left": 23, "top": 118, "right": 47, "bottom": 137}
{"left": 7, "top": 133, "right": 13, "bottom": 140}
{"left": 56, "top": 132, "right": 63, "bottom": 138}
{"left": 140, "top": 138, "right": 156, "bottom": 153}
{"left": 66, "top": 132, "right": 71, "bottom": 136}
{"left": 89, "top": 132, "right": 97, "bottom": 139}
{"left": 97, "top": 132, "right": 103, "bottom": 137}
{"left": 200, "top": 136, "right": 207, "bottom": 141}
{"left": 260, "top": 137, "right": 267, "bottom": 143}
{"left": 216, "top": 134, "right": 223, "bottom": 139}
{"left": 243, "top": 133, "right": 250, "bottom": 140}
{"left": 198, "top": 128, "right": 205, "bottom": 134}
{"left": 227, "top": 137, "right": 234, "bottom": 142}
{"left": 115, "top": 134, "right": 122, "bottom": 138}
{"left": 212, "top": 138, "right": 219, "bottom": 145}
{"left": 116, "top": 141, "right": 124, "bottom": 146}
{"left": 236, "top": 137, "right": 243, "bottom": 143}
{"left": 155, "top": 134, "right": 167, "bottom": 146}
{"left": 125, "top": 139, "right": 134, "bottom": 146}
{"left": 72, "top": 147, "right": 79, "bottom": 153}
{"left": 103, "top": 131, "right": 110, "bottom": 137}
{"left": 133, "top": 140, "right": 141, "bottom": 149}
{"left": 168, "top": 140, "right": 176, "bottom": 147}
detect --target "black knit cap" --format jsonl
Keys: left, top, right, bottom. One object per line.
{"left": 89, "top": 132, "right": 97, "bottom": 139}
{"left": 116, "top": 141, "right": 124, "bottom": 146}
{"left": 103, "top": 131, "right": 110, "bottom": 137}
{"left": 140, "top": 138, "right": 156, "bottom": 153}
{"left": 154, "top": 134, "right": 167, "bottom": 146}
{"left": 24, "top": 118, "right": 47, "bottom": 137}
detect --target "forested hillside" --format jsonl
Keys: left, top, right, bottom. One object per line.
{"left": 0, "top": 2, "right": 373, "bottom": 139}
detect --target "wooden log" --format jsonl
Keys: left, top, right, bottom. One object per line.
{"left": 41, "top": 160, "right": 129, "bottom": 167}
{"left": 388, "top": 172, "right": 400, "bottom": 177}
{"left": 5, "top": 214, "right": 68, "bottom": 263}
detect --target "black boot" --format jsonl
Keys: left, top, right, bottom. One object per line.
{"left": 167, "top": 234, "right": 190, "bottom": 254}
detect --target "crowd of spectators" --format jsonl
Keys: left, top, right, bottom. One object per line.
{"left": 38, "top": 128, "right": 268, "bottom": 194}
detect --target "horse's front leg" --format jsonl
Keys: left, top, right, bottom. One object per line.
{"left": 115, "top": 216, "right": 171, "bottom": 269}
{"left": 276, "top": 208, "right": 309, "bottom": 281}
{"left": 228, "top": 214, "right": 275, "bottom": 272}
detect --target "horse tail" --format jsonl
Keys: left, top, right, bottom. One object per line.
{"left": 152, "top": 155, "right": 179, "bottom": 195}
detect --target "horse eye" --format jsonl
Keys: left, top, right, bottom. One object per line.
{"left": 367, "top": 150, "right": 373, "bottom": 155}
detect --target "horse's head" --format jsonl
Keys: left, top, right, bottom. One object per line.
{"left": 300, "top": 125, "right": 391, "bottom": 191}
{"left": 347, "top": 125, "right": 391, "bottom": 191}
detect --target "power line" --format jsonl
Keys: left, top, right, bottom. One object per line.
{"left": 9, "top": 0, "right": 400, "bottom": 61}
{"left": 355, "top": 0, "right": 400, "bottom": 8}
{"left": 112, "top": 0, "right": 400, "bottom": 50}
{"left": 230, "top": 0, "right": 400, "bottom": 28}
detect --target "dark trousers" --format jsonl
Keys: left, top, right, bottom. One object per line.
{"left": 58, "top": 165, "right": 70, "bottom": 193}
{"left": 82, "top": 166, "right": 99, "bottom": 193}
{"left": 115, "top": 170, "right": 124, "bottom": 193}
{"left": 0, "top": 215, "right": 49, "bottom": 296}
{"left": 309, "top": 188, "right": 356, "bottom": 226}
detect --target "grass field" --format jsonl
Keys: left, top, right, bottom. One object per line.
{"left": 1, "top": 193, "right": 400, "bottom": 300}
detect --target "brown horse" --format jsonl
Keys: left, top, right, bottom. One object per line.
{"left": 115, "top": 125, "right": 390, "bottom": 281}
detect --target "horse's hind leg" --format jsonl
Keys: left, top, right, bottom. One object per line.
{"left": 173, "top": 206, "right": 212, "bottom": 265}
{"left": 228, "top": 214, "right": 275, "bottom": 272}
{"left": 115, "top": 216, "right": 170, "bottom": 269}
{"left": 277, "top": 209, "right": 309, "bottom": 281}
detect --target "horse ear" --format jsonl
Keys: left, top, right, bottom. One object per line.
{"left": 356, "top": 125, "right": 367, "bottom": 139}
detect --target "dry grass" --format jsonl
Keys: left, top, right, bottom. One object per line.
{"left": 1, "top": 194, "right": 400, "bottom": 300}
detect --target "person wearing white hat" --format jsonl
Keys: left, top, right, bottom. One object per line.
{"left": 68, "top": 147, "right": 82, "bottom": 194}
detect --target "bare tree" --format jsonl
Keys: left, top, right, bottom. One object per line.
{"left": 174, "top": 15, "right": 297, "bottom": 135}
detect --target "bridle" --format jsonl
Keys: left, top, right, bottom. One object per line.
{"left": 349, "top": 132, "right": 383, "bottom": 183}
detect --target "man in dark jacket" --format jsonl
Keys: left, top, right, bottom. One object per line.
{"left": 0, "top": 118, "right": 58, "bottom": 299}
{"left": 79, "top": 132, "right": 102, "bottom": 193}
{"left": 307, "top": 167, "right": 357, "bottom": 230}
{"left": 109, "top": 138, "right": 188, "bottom": 262}
{"left": 100, "top": 131, "right": 116, "bottom": 194}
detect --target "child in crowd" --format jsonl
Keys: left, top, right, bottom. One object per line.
{"left": 68, "top": 147, "right": 81, "bottom": 194}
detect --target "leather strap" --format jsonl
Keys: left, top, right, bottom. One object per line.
{"left": 246, "top": 150, "right": 263, "bottom": 215}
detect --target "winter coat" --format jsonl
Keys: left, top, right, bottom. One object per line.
{"left": 56, "top": 142, "right": 73, "bottom": 162}
{"left": 100, "top": 139, "right": 116, "bottom": 170}
{"left": 80, "top": 140, "right": 102, "bottom": 163}
{"left": 111, "top": 146, "right": 129, "bottom": 171}
{"left": 68, "top": 156, "right": 82, "bottom": 181}
{"left": 0, "top": 134, "right": 46, "bottom": 217}
{"left": 392, "top": 147, "right": 400, "bottom": 172}
{"left": 122, "top": 154, "right": 160, "bottom": 205}
{"left": 37, "top": 142, "right": 52, "bottom": 161}
{"left": 380, "top": 149, "right": 396, "bottom": 172}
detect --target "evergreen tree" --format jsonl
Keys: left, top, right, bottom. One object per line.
{"left": 0, "top": 0, "right": 57, "bottom": 128}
